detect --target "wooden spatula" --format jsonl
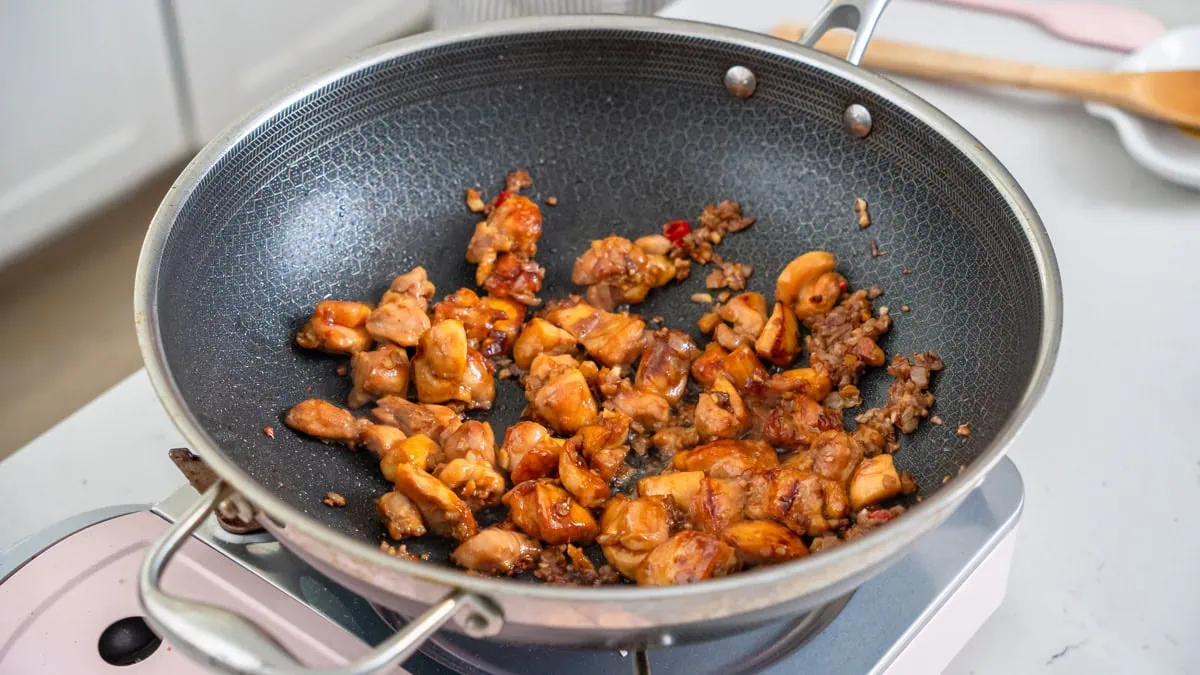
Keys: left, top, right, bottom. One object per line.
{"left": 771, "top": 24, "right": 1200, "bottom": 130}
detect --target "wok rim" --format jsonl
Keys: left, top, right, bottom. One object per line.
{"left": 134, "top": 14, "right": 1062, "bottom": 604}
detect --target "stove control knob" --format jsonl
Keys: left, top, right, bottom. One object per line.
{"left": 98, "top": 616, "right": 163, "bottom": 666}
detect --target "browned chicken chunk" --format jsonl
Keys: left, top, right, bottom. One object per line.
{"left": 607, "top": 383, "right": 671, "bottom": 431}
{"left": 775, "top": 251, "right": 845, "bottom": 320}
{"left": 638, "top": 471, "right": 704, "bottom": 511}
{"left": 762, "top": 395, "right": 843, "bottom": 450}
{"left": 377, "top": 491, "right": 427, "bottom": 540}
{"left": 359, "top": 423, "right": 407, "bottom": 458}
{"left": 650, "top": 426, "right": 701, "bottom": 456}
{"left": 691, "top": 343, "right": 768, "bottom": 395}
{"left": 558, "top": 437, "right": 611, "bottom": 508}
{"left": 466, "top": 194, "right": 543, "bottom": 285}
{"left": 412, "top": 319, "right": 495, "bottom": 410}
{"left": 498, "top": 421, "right": 566, "bottom": 484}
{"left": 296, "top": 301, "right": 373, "bottom": 354}
{"left": 571, "top": 411, "right": 632, "bottom": 481}
{"left": 512, "top": 317, "right": 578, "bottom": 371}
{"left": 451, "top": 528, "right": 542, "bottom": 576}
{"left": 766, "top": 367, "right": 832, "bottom": 401}
{"left": 597, "top": 495, "right": 673, "bottom": 580}
{"left": 714, "top": 292, "right": 768, "bottom": 350}
{"left": 391, "top": 464, "right": 478, "bottom": 541}
{"left": 502, "top": 479, "right": 599, "bottom": 545}
{"left": 436, "top": 458, "right": 507, "bottom": 511}
{"left": 689, "top": 476, "right": 747, "bottom": 534}
{"left": 722, "top": 520, "right": 809, "bottom": 566}
{"left": 371, "top": 396, "right": 461, "bottom": 444}
{"left": 693, "top": 376, "right": 750, "bottom": 441}
{"left": 636, "top": 531, "right": 740, "bottom": 586}
{"left": 571, "top": 235, "right": 677, "bottom": 310}
{"left": 379, "top": 433, "right": 440, "bottom": 480}
{"left": 745, "top": 467, "right": 840, "bottom": 537}
{"left": 755, "top": 301, "right": 801, "bottom": 366}
{"left": 432, "top": 288, "right": 525, "bottom": 358}
{"left": 672, "top": 439, "right": 779, "bottom": 479}
{"left": 366, "top": 267, "right": 436, "bottom": 347}
{"left": 441, "top": 420, "right": 496, "bottom": 465}
{"left": 544, "top": 300, "right": 646, "bottom": 367}
{"left": 482, "top": 253, "right": 545, "bottom": 306}
{"left": 348, "top": 345, "right": 410, "bottom": 408}
{"left": 524, "top": 354, "right": 598, "bottom": 434}
{"left": 635, "top": 328, "right": 697, "bottom": 404}
{"left": 284, "top": 399, "right": 359, "bottom": 445}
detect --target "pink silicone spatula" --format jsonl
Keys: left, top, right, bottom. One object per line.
{"left": 920, "top": 0, "right": 1166, "bottom": 52}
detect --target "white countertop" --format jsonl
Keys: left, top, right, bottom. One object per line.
{"left": 3, "top": 1, "right": 1198, "bottom": 673}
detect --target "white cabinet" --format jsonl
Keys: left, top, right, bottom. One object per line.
{"left": 0, "top": 0, "right": 190, "bottom": 266}
{"left": 171, "top": 0, "right": 431, "bottom": 142}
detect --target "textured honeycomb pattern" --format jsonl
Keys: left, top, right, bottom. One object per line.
{"left": 156, "top": 30, "right": 1046, "bottom": 548}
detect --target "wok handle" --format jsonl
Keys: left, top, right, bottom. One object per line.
{"left": 799, "top": 0, "right": 891, "bottom": 66}
{"left": 138, "top": 482, "right": 503, "bottom": 675}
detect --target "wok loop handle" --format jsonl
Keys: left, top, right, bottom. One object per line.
{"left": 138, "top": 481, "right": 502, "bottom": 675}
{"left": 800, "top": 0, "right": 891, "bottom": 66}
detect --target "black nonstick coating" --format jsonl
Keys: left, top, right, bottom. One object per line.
{"left": 152, "top": 27, "right": 1046, "bottom": 566}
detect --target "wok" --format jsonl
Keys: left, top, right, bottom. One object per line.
{"left": 134, "top": 1, "right": 1061, "bottom": 672}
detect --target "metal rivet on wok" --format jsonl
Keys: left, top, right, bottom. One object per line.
{"left": 844, "top": 103, "right": 873, "bottom": 137}
{"left": 724, "top": 65, "right": 756, "bottom": 99}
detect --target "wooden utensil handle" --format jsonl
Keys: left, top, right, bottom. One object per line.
{"left": 774, "top": 24, "right": 1128, "bottom": 105}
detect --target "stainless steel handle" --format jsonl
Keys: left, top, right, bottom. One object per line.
{"left": 800, "top": 0, "right": 891, "bottom": 66}
{"left": 138, "top": 482, "right": 502, "bottom": 675}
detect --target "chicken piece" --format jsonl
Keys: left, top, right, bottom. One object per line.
{"left": 379, "top": 433, "right": 440, "bottom": 480}
{"left": 524, "top": 353, "right": 598, "bottom": 434}
{"left": 483, "top": 253, "right": 545, "bottom": 306}
{"left": 745, "top": 467, "right": 837, "bottom": 536}
{"left": 371, "top": 396, "right": 461, "bottom": 444}
{"left": 572, "top": 235, "right": 677, "bottom": 310}
{"left": 607, "top": 384, "right": 671, "bottom": 431}
{"left": 391, "top": 464, "right": 478, "bottom": 541}
{"left": 441, "top": 420, "right": 496, "bottom": 465}
{"left": 849, "top": 454, "right": 902, "bottom": 510}
{"left": 635, "top": 329, "right": 697, "bottom": 404}
{"left": 432, "top": 288, "right": 526, "bottom": 358}
{"left": 377, "top": 491, "right": 427, "bottom": 540}
{"left": 762, "top": 395, "right": 844, "bottom": 450}
{"left": 672, "top": 439, "right": 778, "bottom": 479}
{"left": 689, "top": 477, "right": 747, "bottom": 534}
{"left": 284, "top": 399, "right": 359, "bottom": 445}
{"left": 694, "top": 376, "right": 750, "bottom": 441}
{"left": 436, "top": 458, "right": 507, "bottom": 511}
{"left": 512, "top": 318, "right": 577, "bottom": 370}
{"left": 766, "top": 367, "right": 833, "bottom": 401}
{"left": 502, "top": 479, "right": 599, "bottom": 545}
{"left": 412, "top": 320, "right": 495, "bottom": 410}
{"left": 636, "top": 531, "right": 740, "bottom": 586}
{"left": 347, "top": 345, "right": 410, "bottom": 408}
{"left": 544, "top": 300, "right": 646, "bottom": 367}
{"left": 691, "top": 343, "right": 768, "bottom": 395}
{"left": 718, "top": 293, "right": 768, "bottom": 345}
{"left": 558, "top": 437, "right": 611, "bottom": 508}
{"left": 466, "top": 194, "right": 543, "bottom": 284}
{"left": 296, "top": 301, "right": 373, "bottom": 354}
{"left": 451, "top": 528, "right": 542, "bottom": 576}
{"left": 365, "top": 268, "right": 436, "bottom": 347}
{"left": 359, "top": 423, "right": 407, "bottom": 458}
{"left": 638, "top": 471, "right": 704, "bottom": 511}
{"left": 597, "top": 495, "right": 673, "bottom": 580}
{"left": 775, "top": 251, "right": 845, "bottom": 319}
{"left": 755, "top": 301, "right": 801, "bottom": 366}
{"left": 650, "top": 426, "right": 700, "bottom": 456}
{"left": 571, "top": 411, "right": 632, "bottom": 481}
{"left": 810, "top": 430, "right": 865, "bottom": 486}
{"left": 722, "top": 520, "right": 809, "bottom": 566}
{"left": 497, "top": 421, "right": 565, "bottom": 483}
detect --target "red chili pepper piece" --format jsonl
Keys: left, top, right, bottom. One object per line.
{"left": 493, "top": 190, "right": 511, "bottom": 208}
{"left": 838, "top": 278, "right": 848, "bottom": 292}
{"left": 663, "top": 220, "right": 691, "bottom": 245}
{"left": 868, "top": 509, "right": 893, "bottom": 522}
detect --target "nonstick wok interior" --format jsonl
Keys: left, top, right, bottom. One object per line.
{"left": 151, "top": 27, "right": 1047, "bottom": 569}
